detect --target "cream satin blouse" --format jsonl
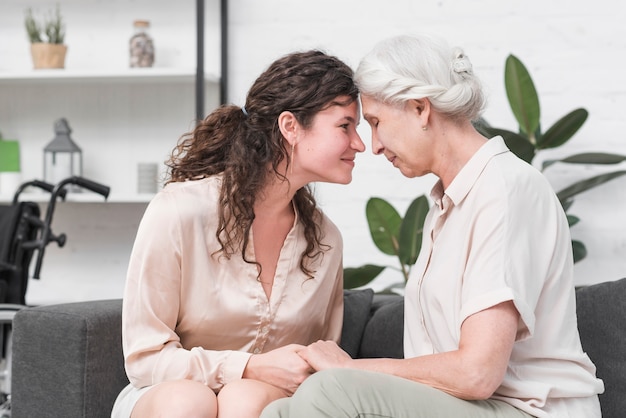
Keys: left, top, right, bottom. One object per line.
{"left": 121, "top": 176, "right": 344, "bottom": 392}
{"left": 405, "top": 137, "right": 603, "bottom": 418}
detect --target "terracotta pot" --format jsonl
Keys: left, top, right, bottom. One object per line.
{"left": 30, "top": 43, "right": 67, "bottom": 69}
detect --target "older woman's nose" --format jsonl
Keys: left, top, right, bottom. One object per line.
{"left": 371, "top": 134, "right": 384, "bottom": 155}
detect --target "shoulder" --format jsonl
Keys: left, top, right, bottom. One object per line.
{"left": 161, "top": 176, "right": 221, "bottom": 198}
{"left": 478, "top": 147, "right": 554, "bottom": 201}
{"left": 146, "top": 176, "right": 222, "bottom": 223}
{"left": 476, "top": 152, "right": 568, "bottom": 237}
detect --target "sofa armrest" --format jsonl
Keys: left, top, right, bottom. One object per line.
{"left": 11, "top": 299, "right": 128, "bottom": 418}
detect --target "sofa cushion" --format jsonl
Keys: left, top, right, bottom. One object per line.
{"left": 576, "top": 277, "right": 626, "bottom": 418}
{"left": 358, "top": 294, "right": 404, "bottom": 359}
{"left": 340, "top": 288, "right": 374, "bottom": 358}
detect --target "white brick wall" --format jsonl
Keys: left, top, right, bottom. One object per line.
{"left": 225, "top": 0, "right": 626, "bottom": 289}
{"left": 1, "top": 0, "right": 624, "bottom": 303}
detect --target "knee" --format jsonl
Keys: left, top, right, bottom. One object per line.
{"left": 265, "top": 369, "right": 362, "bottom": 417}
{"left": 132, "top": 380, "right": 217, "bottom": 418}
{"left": 217, "top": 379, "right": 286, "bottom": 418}
{"left": 295, "top": 369, "right": 356, "bottom": 403}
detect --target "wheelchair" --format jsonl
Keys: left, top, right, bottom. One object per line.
{"left": 0, "top": 176, "right": 110, "bottom": 415}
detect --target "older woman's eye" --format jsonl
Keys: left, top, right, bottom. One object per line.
{"left": 366, "top": 118, "right": 379, "bottom": 128}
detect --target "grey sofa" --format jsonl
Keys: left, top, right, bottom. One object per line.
{"left": 9, "top": 278, "right": 626, "bottom": 418}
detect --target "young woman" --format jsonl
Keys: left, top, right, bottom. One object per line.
{"left": 111, "top": 50, "right": 365, "bottom": 418}
{"left": 262, "top": 35, "right": 604, "bottom": 418}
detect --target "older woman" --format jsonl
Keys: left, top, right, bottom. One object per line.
{"left": 262, "top": 34, "right": 604, "bottom": 418}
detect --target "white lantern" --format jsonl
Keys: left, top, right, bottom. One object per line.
{"left": 43, "top": 118, "right": 82, "bottom": 189}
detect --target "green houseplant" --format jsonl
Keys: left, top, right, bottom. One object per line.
{"left": 345, "top": 54, "right": 626, "bottom": 291}
{"left": 475, "top": 54, "right": 626, "bottom": 262}
{"left": 344, "top": 195, "right": 430, "bottom": 290}
{"left": 24, "top": 5, "right": 67, "bottom": 69}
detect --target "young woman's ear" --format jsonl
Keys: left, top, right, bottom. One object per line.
{"left": 278, "top": 111, "right": 299, "bottom": 146}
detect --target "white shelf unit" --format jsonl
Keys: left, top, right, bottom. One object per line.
{"left": 0, "top": 0, "right": 223, "bottom": 304}
{"left": 0, "top": 0, "right": 222, "bottom": 203}
{"left": 0, "top": 68, "right": 220, "bottom": 84}
{"left": 0, "top": 71, "right": 220, "bottom": 203}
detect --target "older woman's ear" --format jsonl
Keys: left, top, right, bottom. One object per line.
{"left": 408, "top": 98, "right": 431, "bottom": 126}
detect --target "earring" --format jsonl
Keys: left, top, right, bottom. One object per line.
{"left": 290, "top": 142, "right": 295, "bottom": 174}
{"left": 422, "top": 125, "right": 428, "bottom": 131}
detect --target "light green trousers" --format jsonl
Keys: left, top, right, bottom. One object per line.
{"left": 260, "top": 369, "right": 535, "bottom": 418}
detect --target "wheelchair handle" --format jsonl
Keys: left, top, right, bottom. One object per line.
{"left": 31, "top": 176, "right": 110, "bottom": 279}
{"left": 12, "top": 179, "right": 67, "bottom": 204}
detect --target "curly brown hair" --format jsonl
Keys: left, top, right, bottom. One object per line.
{"left": 165, "top": 50, "right": 358, "bottom": 278}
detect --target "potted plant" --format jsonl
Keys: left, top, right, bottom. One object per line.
{"left": 24, "top": 5, "right": 67, "bottom": 69}
{"left": 474, "top": 54, "right": 626, "bottom": 262}
{"left": 345, "top": 54, "right": 626, "bottom": 292}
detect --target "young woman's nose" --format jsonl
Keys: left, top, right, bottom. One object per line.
{"left": 352, "top": 131, "right": 366, "bottom": 152}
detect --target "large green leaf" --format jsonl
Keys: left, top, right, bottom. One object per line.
{"left": 537, "top": 108, "right": 588, "bottom": 150}
{"left": 472, "top": 117, "right": 491, "bottom": 131}
{"left": 560, "top": 197, "right": 574, "bottom": 212}
{"left": 398, "top": 195, "right": 429, "bottom": 266}
{"left": 544, "top": 152, "right": 626, "bottom": 170}
{"left": 566, "top": 214, "right": 580, "bottom": 227}
{"left": 572, "top": 240, "right": 587, "bottom": 263}
{"left": 505, "top": 54, "right": 540, "bottom": 140}
{"left": 480, "top": 126, "right": 536, "bottom": 164}
{"left": 556, "top": 170, "right": 626, "bottom": 202}
{"left": 343, "top": 264, "right": 385, "bottom": 289}
{"left": 366, "top": 197, "right": 402, "bottom": 256}
{"left": 475, "top": 118, "right": 535, "bottom": 156}
{"left": 561, "top": 153, "right": 626, "bottom": 165}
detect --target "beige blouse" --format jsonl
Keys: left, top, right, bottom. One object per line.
{"left": 121, "top": 176, "right": 344, "bottom": 391}
{"left": 405, "top": 137, "right": 603, "bottom": 418}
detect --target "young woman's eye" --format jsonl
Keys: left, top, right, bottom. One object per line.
{"left": 340, "top": 123, "right": 350, "bottom": 130}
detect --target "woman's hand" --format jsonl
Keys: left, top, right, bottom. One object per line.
{"left": 242, "top": 344, "right": 313, "bottom": 396}
{"left": 298, "top": 340, "right": 353, "bottom": 371}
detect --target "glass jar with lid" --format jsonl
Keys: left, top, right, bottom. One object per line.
{"left": 129, "top": 20, "right": 154, "bottom": 68}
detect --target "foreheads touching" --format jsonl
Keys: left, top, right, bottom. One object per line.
{"left": 354, "top": 34, "right": 485, "bottom": 122}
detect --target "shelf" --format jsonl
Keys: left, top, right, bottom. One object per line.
{"left": 1, "top": 192, "right": 154, "bottom": 204}
{"left": 0, "top": 68, "right": 219, "bottom": 84}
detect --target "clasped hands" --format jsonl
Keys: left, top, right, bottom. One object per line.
{"left": 243, "top": 340, "right": 352, "bottom": 396}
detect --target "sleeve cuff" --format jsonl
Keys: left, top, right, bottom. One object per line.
{"left": 221, "top": 351, "right": 252, "bottom": 385}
